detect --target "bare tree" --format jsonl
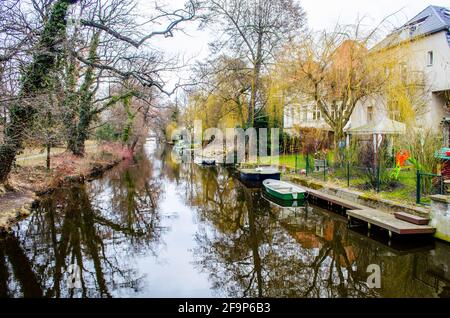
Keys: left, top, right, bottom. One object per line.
{"left": 278, "top": 20, "right": 427, "bottom": 156}
{"left": 0, "top": 0, "right": 198, "bottom": 183}
{"left": 200, "top": 0, "right": 306, "bottom": 127}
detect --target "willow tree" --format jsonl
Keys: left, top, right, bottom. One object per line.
{"left": 278, "top": 21, "right": 425, "bottom": 155}
{"left": 201, "top": 0, "right": 306, "bottom": 127}
{"left": 185, "top": 56, "right": 252, "bottom": 131}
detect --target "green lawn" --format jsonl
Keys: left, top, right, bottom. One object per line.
{"left": 252, "top": 153, "right": 429, "bottom": 205}
{"left": 258, "top": 154, "right": 306, "bottom": 169}
{"left": 257, "top": 154, "right": 421, "bottom": 204}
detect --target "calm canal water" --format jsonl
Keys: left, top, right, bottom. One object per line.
{"left": 1, "top": 140, "right": 449, "bottom": 298}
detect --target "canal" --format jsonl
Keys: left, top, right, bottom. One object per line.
{"left": 1, "top": 140, "right": 449, "bottom": 298}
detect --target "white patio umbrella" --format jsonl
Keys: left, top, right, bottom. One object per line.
{"left": 345, "top": 119, "right": 406, "bottom": 165}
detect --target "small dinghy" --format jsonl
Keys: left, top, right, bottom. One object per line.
{"left": 194, "top": 156, "right": 216, "bottom": 166}
{"left": 262, "top": 179, "right": 306, "bottom": 201}
{"left": 262, "top": 191, "right": 307, "bottom": 208}
{"left": 238, "top": 166, "right": 281, "bottom": 182}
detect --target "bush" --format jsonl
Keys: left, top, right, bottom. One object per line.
{"left": 294, "top": 127, "right": 331, "bottom": 155}
{"left": 357, "top": 139, "right": 398, "bottom": 190}
{"left": 398, "top": 128, "right": 442, "bottom": 174}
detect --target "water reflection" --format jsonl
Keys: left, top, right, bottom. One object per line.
{"left": 0, "top": 141, "right": 449, "bottom": 298}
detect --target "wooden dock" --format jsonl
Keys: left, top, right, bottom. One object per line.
{"left": 302, "top": 186, "right": 436, "bottom": 238}
{"left": 347, "top": 209, "right": 436, "bottom": 236}
{"left": 306, "top": 188, "right": 368, "bottom": 210}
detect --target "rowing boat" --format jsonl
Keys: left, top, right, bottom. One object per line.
{"left": 238, "top": 166, "right": 281, "bottom": 182}
{"left": 262, "top": 179, "right": 306, "bottom": 201}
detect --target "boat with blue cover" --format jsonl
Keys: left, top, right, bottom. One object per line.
{"left": 238, "top": 166, "right": 281, "bottom": 182}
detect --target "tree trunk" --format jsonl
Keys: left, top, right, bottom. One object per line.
{"left": 130, "top": 137, "right": 139, "bottom": 152}
{"left": 46, "top": 143, "right": 51, "bottom": 170}
{"left": 333, "top": 124, "right": 345, "bottom": 164}
{"left": 0, "top": 145, "right": 16, "bottom": 184}
{"left": 67, "top": 135, "right": 86, "bottom": 157}
{"left": 66, "top": 32, "right": 100, "bottom": 157}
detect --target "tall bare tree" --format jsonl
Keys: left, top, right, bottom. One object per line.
{"left": 0, "top": 0, "right": 198, "bottom": 183}
{"left": 201, "top": 0, "right": 306, "bottom": 127}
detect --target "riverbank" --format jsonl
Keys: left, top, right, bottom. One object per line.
{"left": 0, "top": 142, "right": 130, "bottom": 231}
{"left": 287, "top": 175, "right": 430, "bottom": 217}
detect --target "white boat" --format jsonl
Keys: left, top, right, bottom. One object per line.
{"left": 194, "top": 156, "right": 216, "bottom": 166}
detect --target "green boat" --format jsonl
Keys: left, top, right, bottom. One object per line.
{"left": 262, "top": 179, "right": 306, "bottom": 201}
{"left": 262, "top": 191, "right": 307, "bottom": 208}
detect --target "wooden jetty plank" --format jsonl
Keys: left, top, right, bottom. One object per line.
{"left": 305, "top": 188, "right": 367, "bottom": 210}
{"left": 394, "top": 212, "right": 429, "bottom": 225}
{"left": 347, "top": 209, "right": 435, "bottom": 235}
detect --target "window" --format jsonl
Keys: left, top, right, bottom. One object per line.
{"left": 406, "top": 16, "right": 428, "bottom": 36}
{"left": 301, "top": 105, "right": 308, "bottom": 122}
{"left": 389, "top": 109, "right": 400, "bottom": 121}
{"left": 331, "top": 109, "right": 336, "bottom": 121}
{"left": 427, "top": 51, "right": 433, "bottom": 66}
{"left": 367, "top": 106, "right": 374, "bottom": 123}
{"left": 442, "top": 9, "right": 450, "bottom": 19}
{"left": 312, "top": 105, "right": 321, "bottom": 121}
{"left": 400, "top": 63, "right": 407, "bottom": 83}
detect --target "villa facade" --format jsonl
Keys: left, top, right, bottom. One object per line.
{"left": 284, "top": 5, "right": 450, "bottom": 145}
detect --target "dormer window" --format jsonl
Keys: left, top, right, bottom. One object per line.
{"left": 443, "top": 9, "right": 450, "bottom": 18}
{"left": 427, "top": 51, "right": 433, "bottom": 66}
{"left": 406, "top": 16, "right": 428, "bottom": 36}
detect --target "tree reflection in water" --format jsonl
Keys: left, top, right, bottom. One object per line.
{"left": 0, "top": 152, "right": 164, "bottom": 298}
{"left": 1, "top": 143, "right": 449, "bottom": 298}
{"left": 178, "top": 161, "right": 449, "bottom": 298}
{"left": 187, "top": 166, "right": 376, "bottom": 297}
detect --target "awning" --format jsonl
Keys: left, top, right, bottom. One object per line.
{"left": 346, "top": 119, "right": 406, "bottom": 135}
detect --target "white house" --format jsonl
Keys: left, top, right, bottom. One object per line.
{"left": 284, "top": 5, "right": 450, "bottom": 145}
{"left": 283, "top": 100, "right": 331, "bottom": 134}
{"left": 349, "top": 5, "right": 450, "bottom": 143}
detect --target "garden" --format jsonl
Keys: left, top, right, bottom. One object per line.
{"left": 260, "top": 127, "right": 446, "bottom": 205}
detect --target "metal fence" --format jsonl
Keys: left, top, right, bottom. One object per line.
{"left": 416, "top": 171, "right": 444, "bottom": 205}
{"left": 288, "top": 153, "right": 443, "bottom": 205}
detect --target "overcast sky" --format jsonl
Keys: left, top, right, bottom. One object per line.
{"left": 143, "top": 0, "right": 450, "bottom": 58}
{"left": 137, "top": 0, "right": 450, "bottom": 95}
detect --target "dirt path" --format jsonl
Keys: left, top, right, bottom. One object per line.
{"left": 16, "top": 143, "right": 97, "bottom": 164}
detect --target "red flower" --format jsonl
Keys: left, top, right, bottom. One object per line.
{"left": 396, "top": 150, "right": 410, "bottom": 167}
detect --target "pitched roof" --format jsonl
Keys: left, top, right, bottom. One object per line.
{"left": 376, "top": 5, "right": 450, "bottom": 49}
{"left": 346, "top": 119, "right": 406, "bottom": 135}
{"left": 403, "top": 5, "right": 450, "bottom": 37}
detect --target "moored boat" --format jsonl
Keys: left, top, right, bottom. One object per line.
{"left": 262, "top": 191, "right": 307, "bottom": 208}
{"left": 262, "top": 179, "right": 306, "bottom": 201}
{"left": 238, "top": 166, "right": 281, "bottom": 182}
{"left": 194, "top": 156, "right": 216, "bottom": 166}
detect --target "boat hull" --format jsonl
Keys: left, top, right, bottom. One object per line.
{"left": 239, "top": 171, "right": 281, "bottom": 182}
{"left": 264, "top": 186, "right": 306, "bottom": 201}
{"left": 262, "top": 192, "right": 306, "bottom": 207}
{"left": 194, "top": 157, "right": 216, "bottom": 166}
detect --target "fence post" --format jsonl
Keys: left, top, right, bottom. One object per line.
{"left": 347, "top": 161, "right": 350, "bottom": 187}
{"left": 416, "top": 170, "right": 421, "bottom": 204}
{"left": 306, "top": 153, "right": 309, "bottom": 177}
{"left": 295, "top": 154, "right": 298, "bottom": 174}
{"left": 440, "top": 175, "right": 444, "bottom": 195}
{"left": 324, "top": 158, "right": 327, "bottom": 182}
{"left": 376, "top": 163, "right": 380, "bottom": 193}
